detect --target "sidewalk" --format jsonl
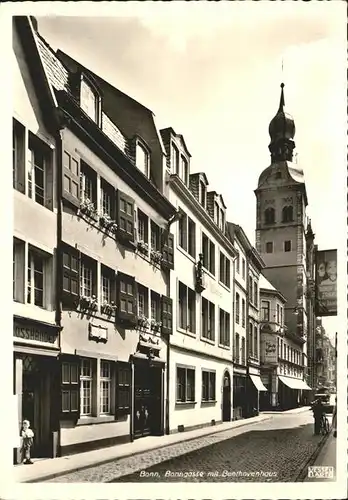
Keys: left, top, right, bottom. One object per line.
{"left": 304, "top": 432, "right": 337, "bottom": 482}
{"left": 260, "top": 405, "right": 311, "bottom": 415}
{"left": 15, "top": 414, "right": 271, "bottom": 483}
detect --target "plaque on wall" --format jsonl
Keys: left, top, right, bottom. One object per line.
{"left": 89, "top": 323, "right": 108, "bottom": 343}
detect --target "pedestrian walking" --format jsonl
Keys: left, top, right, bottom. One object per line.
{"left": 21, "top": 419, "right": 34, "bottom": 464}
{"left": 312, "top": 399, "right": 325, "bottom": 435}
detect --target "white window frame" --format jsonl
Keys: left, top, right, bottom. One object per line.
{"left": 28, "top": 147, "right": 46, "bottom": 206}
{"left": 80, "top": 169, "right": 95, "bottom": 205}
{"left": 80, "top": 358, "right": 93, "bottom": 417}
{"left": 80, "top": 260, "right": 93, "bottom": 298}
{"left": 135, "top": 142, "right": 150, "bottom": 178}
{"left": 80, "top": 79, "right": 99, "bottom": 124}
{"left": 99, "top": 360, "right": 111, "bottom": 415}
{"left": 27, "top": 249, "right": 45, "bottom": 308}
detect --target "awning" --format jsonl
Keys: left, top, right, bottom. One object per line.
{"left": 279, "top": 375, "right": 312, "bottom": 390}
{"left": 249, "top": 374, "right": 267, "bottom": 391}
{"left": 14, "top": 345, "right": 59, "bottom": 357}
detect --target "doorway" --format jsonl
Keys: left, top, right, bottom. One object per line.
{"left": 133, "top": 361, "right": 163, "bottom": 439}
{"left": 222, "top": 371, "right": 231, "bottom": 422}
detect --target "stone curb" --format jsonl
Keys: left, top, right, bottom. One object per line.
{"left": 294, "top": 431, "right": 331, "bottom": 482}
{"left": 24, "top": 416, "right": 271, "bottom": 483}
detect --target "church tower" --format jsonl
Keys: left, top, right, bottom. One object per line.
{"left": 255, "top": 84, "right": 311, "bottom": 379}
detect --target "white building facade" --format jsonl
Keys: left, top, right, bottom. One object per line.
{"left": 161, "top": 128, "right": 237, "bottom": 433}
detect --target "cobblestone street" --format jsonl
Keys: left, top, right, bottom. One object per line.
{"left": 45, "top": 410, "right": 328, "bottom": 483}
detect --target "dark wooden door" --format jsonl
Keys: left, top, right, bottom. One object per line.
{"left": 134, "top": 363, "right": 162, "bottom": 439}
{"left": 222, "top": 372, "right": 231, "bottom": 421}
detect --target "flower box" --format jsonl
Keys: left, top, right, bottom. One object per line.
{"left": 137, "top": 240, "right": 149, "bottom": 255}
{"left": 100, "top": 214, "right": 118, "bottom": 233}
{"left": 150, "top": 319, "right": 162, "bottom": 331}
{"left": 101, "top": 301, "right": 116, "bottom": 315}
{"left": 137, "top": 315, "right": 150, "bottom": 329}
{"left": 150, "top": 249, "right": 163, "bottom": 264}
{"left": 80, "top": 295, "right": 98, "bottom": 310}
{"left": 79, "top": 198, "right": 98, "bottom": 219}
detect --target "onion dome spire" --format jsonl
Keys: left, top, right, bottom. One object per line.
{"left": 268, "top": 83, "right": 296, "bottom": 163}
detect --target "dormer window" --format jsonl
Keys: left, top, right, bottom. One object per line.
{"left": 135, "top": 142, "right": 150, "bottom": 178}
{"left": 214, "top": 201, "right": 220, "bottom": 226}
{"left": 220, "top": 208, "right": 225, "bottom": 231}
{"left": 181, "top": 155, "right": 189, "bottom": 185}
{"left": 200, "top": 181, "right": 206, "bottom": 208}
{"left": 80, "top": 78, "right": 100, "bottom": 124}
{"left": 171, "top": 144, "right": 179, "bottom": 175}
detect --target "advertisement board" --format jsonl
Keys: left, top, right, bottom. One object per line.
{"left": 316, "top": 249, "right": 337, "bottom": 316}
{"left": 263, "top": 334, "right": 278, "bottom": 364}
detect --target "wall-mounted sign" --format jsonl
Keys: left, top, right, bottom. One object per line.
{"left": 263, "top": 334, "right": 278, "bottom": 364}
{"left": 14, "top": 322, "right": 57, "bottom": 345}
{"left": 316, "top": 249, "right": 337, "bottom": 316}
{"left": 89, "top": 323, "right": 108, "bottom": 343}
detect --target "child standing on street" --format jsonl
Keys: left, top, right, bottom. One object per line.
{"left": 21, "top": 419, "right": 34, "bottom": 464}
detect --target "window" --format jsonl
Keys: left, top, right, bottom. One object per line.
{"left": 248, "top": 322, "right": 253, "bottom": 356}
{"left": 28, "top": 136, "right": 51, "bottom": 207}
{"left": 178, "top": 212, "right": 196, "bottom": 258}
{"left": 280, "top": 307, "right": 283, "bottom": 326}
{"left": 242, "top": 258, "right": 245, "bottom": 279}
{"left": 176, "top": 367, "right": 195, "bottom": 402}
{"left": 277, "top": 304, "right": 280, "bottom": 324}
{"left": 136, "top": 142, "right": 150, "bottom": 177}
{"left": 61, "top": 357, "right": 79, "bottom": 418}
{"left": 172, "top": 144, "right": 179, "bottom": 174}
{"left": 280, "top": 339, "right": 283, "bottom": 359}
{"left": 242, "top": 298, "right": 245, "bottom": 327}
{"left": 181, "top": 155, "right": 189, "bottom": 185}
{"left": 13, "top": 119, "right": 25, "bottom": 193}
{"left": 100, "top": 361, "right": 111, "bottom": 414}
{"left": 261, "top": 300, "right": 270, "bottom": 321}
{"left": 151, "top": 221, "right": 161, "bottom": 252}
{"left": 241, "top": 337, "right": 246, "bottom": 365}
{"left": 219, "top": 309, "right": 230, "bottom": 347}
{"left": 116, "top": 361, "right": 131, "bottom": 416}
{"left": 150, "top": 291, "right": 161, "bottom": 322}
{"left": 236, "top": 293, "right": 240, "bottom": 324}
{"left": 62, "top": 245, "right": 79, "bottom": 302}
{"left": 236, "top": 252, "right": 240, "bottom": 274}
{"left": 266, "top": 242, "right": 273, "bottom": 253}
{"left": 100, "top": 179, "right": 115, "bottom": 219}
{"left": 282, "top": 206, "right": 293, "bottom": 223}
{"left": 264, "top": 207, "right": 275, "bottom": 224}
{"left": 117, "top": 273, "right": 136, "bottom": 322}
{"left": 200, "top": 181, "right": 206, "bottom": 208}
{"left": 27, "top": 249, "right": 45, "bottom": 307}
{"left": 235, "top": 333, "right": 240, "bottom": 363}
{"left": 178, "top": 282, "right": 196, "bottom": 333}
{"left": 284, "top": 240, "right": 292, "bottom": 252}
{"left": 215, "top": 202, "right": 220, "bottom": 227}
{"left": 202, "top": 371, "right": 216, "bottom": 402}
{"left": 80, "top": 358, "right": 93, "bottom": 416}
{"left": 137, "top": 284, "right": 148, "bottom": 318}
{"left": 161, "top": 296, "right": 173, "bottom": 335}
{"left": 63, "top": 150, "right": 80, "bottom": 206}
{"left": 254, "top": 282, "right": 258, "bottom": 307}
{"left": 80, "top": 161, "right": 97, "bottom": 208}
{"left": 80, "top": 79, "right": 99, "bottom": 123}
{"left": 137, "top": 210, "right": 148, "bottom": 244}
{"left": 80, "top": 256, "right": 95, "bottom": 298}
{"left": 220, "top": 208, "right": 225, "bottom": 232}
{"left": 202, "top": 233, "right": 215, "bottom": 275}
{"left": 201, "top": 297, "right": 215, "bottom": 341}
{"left": 13, "top": 239, "right": 25, "bottom": 303}
{"left": 117, "top": 190, "right": 135, "bottom": 241}
{"left": 101, "top": 265, "right": 116, "bottom": 309}
{"left": 219, "top": 252, "right": 230, "bottom": 288}
{"left": 249, "top": 277, "right": 253, "bottom": 303}
{"left": 254, "top": 325, "right": 258, "bottom": 358}
{"left": 162, "top": 232, "right": 174, "bottom": 269}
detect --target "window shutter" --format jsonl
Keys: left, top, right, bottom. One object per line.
{"left": 117, "top": 190, "right": 135, "bottom": 241}
{"left": 116, "top": 361, "right": 132, "bottom": 417}
{"left": 61, "top": 244, "right": 80, "bottom": 307}
{"left": 62, "top": 150, "right": 80, "bottom": 207}
{"left": 60, "top": 355, "right": 80, "bottom": 420}
{"left": 117, "top": 272, "right": 136, "bottom": 324}
{"left": 161, "top": 295, "right": 173, "bottom": 335}
{"left": 161, "top": 231, "right": 174, "bottom": 270}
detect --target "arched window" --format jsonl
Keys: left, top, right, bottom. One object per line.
{"left": 264, "top": 207, "right": 275, "bottom": 224}
{"left": 282, "top": 205, "right": 293, "bottom": 222}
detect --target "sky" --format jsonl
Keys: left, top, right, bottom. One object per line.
{"left": 32, "top": 1, "right": 346, "bottom": 338}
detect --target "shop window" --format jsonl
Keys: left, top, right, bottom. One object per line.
{"left": 63, "top": 150, "right": 80, "bottom": 207}
{"left": 235, "top": 293, "right": 240, "bottom": 324}
{"left": 13, "top": 118, "right": 25, "bottom": 193}
{"left": 202, "top": 233, "right": 215, "bottom": 275}
{"left": 176, "top": 366, "right": 195, "bottom": 403}
{"left": 135, "top": 142, "right": 150, "bottom": 178}
{"left": 117, "top": 190, "right": 135, "bottom": 242}
{"left": 28, "top": 133, "right": 53, "bottom": 210}
{"left": 61, "top": 356, "right": 80, "bottom": 419}
{"left": 117, "top": 272, "right": 136, "bottom": 323}
{"left": 219, "top": 252, "right": 230, "bottom": 288}
{"left": 202, "top": 370, "right": 216, "bottom": 402}
{"left": 178, "top": 282, "right": 196, "bottom": 333}
{"left": 219, "top": 308, "right": 230, "bottom": 347}
{"left": 201, "top": 297, "right": 215, "bottom": 341}
{"left": 161, "top": 295, "right": 173, "bottom": 335}
{"left": 116, "top": 361, "right": 131, "bottom": 417}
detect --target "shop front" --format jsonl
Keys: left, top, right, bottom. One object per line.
{"left": 278, "top": 375, "right": 311, "bottom": 410}
{"left": 246, "top": 366, "right": 267, "bottom": 417}
{"left": 233, "top": 368, "right": 247, "bottom": 420}
{"left": 13, "top": 316, "right": 60, "bottom": 463}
